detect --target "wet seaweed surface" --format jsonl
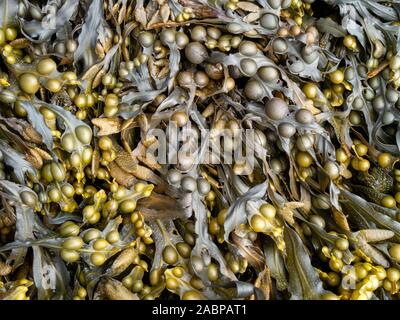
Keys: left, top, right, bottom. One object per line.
{"left": 0, "top": 0, "right": 400, "bottom": 301}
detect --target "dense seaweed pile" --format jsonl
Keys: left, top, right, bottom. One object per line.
{"left": 1, "top": 0, "right": 400, "bottom": 300}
